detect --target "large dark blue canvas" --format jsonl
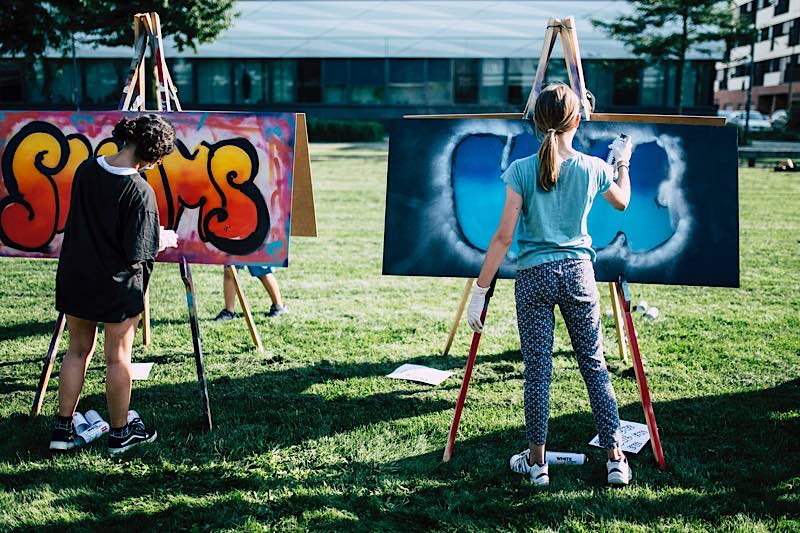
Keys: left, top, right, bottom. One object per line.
{"left": 383, "top": 118, "right": 739, "bottom": 287}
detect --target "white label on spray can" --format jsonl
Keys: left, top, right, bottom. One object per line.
{"left": 77, "top": 421, "right": 109, "bottom": 444}
{"left": 545, "top": 451, "right": 587, "bottom": 465}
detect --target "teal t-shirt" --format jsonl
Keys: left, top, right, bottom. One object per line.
{"left": 502, "top": 152, "right": 614, "bottom": 270}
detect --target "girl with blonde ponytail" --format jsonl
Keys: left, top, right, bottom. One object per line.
{"left": 466, "top": 83, "right": 634, "bottom": 487}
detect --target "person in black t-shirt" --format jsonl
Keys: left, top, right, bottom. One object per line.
{"left": 50, "top": 115, "right": 178, "bottom": 455}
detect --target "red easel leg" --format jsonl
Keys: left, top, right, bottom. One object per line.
{"left": 443, "top": 276, "right": 497, "bottom": 462}
{"left": 616, "top": 281, "right": 667, "bottom": 471}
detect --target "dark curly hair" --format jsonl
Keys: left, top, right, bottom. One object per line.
{"left": 112, "top": 114, "right": 176, "bottom": 163}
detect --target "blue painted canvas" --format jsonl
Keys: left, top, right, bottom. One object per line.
{"left": 383, "top": 118, "right": 739, "bottom": 287}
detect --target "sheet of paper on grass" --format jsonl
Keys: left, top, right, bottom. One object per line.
{"left": 131, "top": 362, "right": 154, "bottom": 381}
{"left": 387, "top": 364, "right": 453, "bottom": 386}
{"left": 589, "top": 420, "right": 650, "bottom": 454}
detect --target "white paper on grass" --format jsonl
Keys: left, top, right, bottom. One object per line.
{"left": 131, "top": 362, "right": 154, "bottom": 381}
{"left": 589, "top": 420, "right": 650, "bottom": 454}
{"left": 387, "top": 364, "right": 453, "bottom": 386}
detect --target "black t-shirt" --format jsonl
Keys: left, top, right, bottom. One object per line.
{"left": 56, "top": 158, "right": 160, "bottom": 323}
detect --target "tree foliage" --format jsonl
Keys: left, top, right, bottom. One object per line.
{"left": 593, "top": 0, "right": 748, "bottom": 112}
{"left": 0, "top": 1, "right": 238, "bottom": 58}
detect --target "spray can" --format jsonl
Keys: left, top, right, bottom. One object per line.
{"left": 545, "top": 451, "right": 588, "bottom": 465}
{"left": 77, "top": 411, "right": 109, "bottom": 444}
{"left": 606, "top": 133, "right": 629, "bottom": 180}
{"left": 127, "top": 410, "right": 140, "bottom": 424}
{"left": 72, "top": 412, "right": 89, "bottom": 434}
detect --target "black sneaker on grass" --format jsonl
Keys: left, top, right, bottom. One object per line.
{"left": 267, "top": 303, "right": 287, "bottom": 318}
{"left": 214, "top": 309, "right": 236, "bottom": 321}
{"left": 108, "top": 417, "right": 157, "bottom": 455}
{"left": 49, "top": 418, "right": 80, "bottom": 451}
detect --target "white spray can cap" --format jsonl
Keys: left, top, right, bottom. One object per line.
{"left": 84, "top": 410, "right": 103, "bottom": 426}
{"left": 72, "top": 412, "right": 89, "bottom": 434}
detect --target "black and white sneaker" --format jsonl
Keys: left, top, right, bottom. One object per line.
{"left": 214, "top": 309, "right": 236, "bottom": 322}
{"left": 108, "top": 417, "right": 157, "bottom": 455}
{"left": 49, "top": 419, "right": 80, "bottom": 451}
{"left": 266, "top": 303, "right": 287, "bottom": 318}
{"left": 607, "top": 456, "right": 633, "bottom": 485}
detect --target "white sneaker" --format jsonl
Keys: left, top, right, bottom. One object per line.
{"left": 510, "top": 449, "right": 550, "bottom": 486}
{"left": 607, "top": 456, "right": 633, "bottom": 485}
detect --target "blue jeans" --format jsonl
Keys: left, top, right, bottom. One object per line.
{"left": 231, "top": 265, "right": 274, "bottom": 278}
{"left": 515, "top": 258, "right": 622, "bottom": 449}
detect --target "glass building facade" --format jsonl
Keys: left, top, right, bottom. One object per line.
{"left": 0, "top": 57, "right": 717, "bottom": 118}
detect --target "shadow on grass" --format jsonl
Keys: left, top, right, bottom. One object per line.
{"left": 0, "top": 319, "right": 57, "bottom": 342}
{"left": 2, "top": 357, "right": 797, "bottom": 531}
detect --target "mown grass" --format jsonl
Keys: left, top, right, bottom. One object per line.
{"left": 0, "top": 144, "right": 798, "bottom": 532}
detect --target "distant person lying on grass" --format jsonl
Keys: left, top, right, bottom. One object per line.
{"left": 51, "top": 115, "right": 178, "bottom": 455}
{"left": 467, "top": 83, "right": 634, "bottom": 487}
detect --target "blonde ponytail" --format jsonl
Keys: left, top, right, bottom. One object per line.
{"left": 532, "top": 83, "right": 580, "bottom": 192}
{"left": 538, "top": 129, "right": 559, "bottom": 192}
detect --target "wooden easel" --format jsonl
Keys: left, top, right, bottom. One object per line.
{"left": 30, "top": 12, "right": 317, "bottom": 422}
{"left": 438, "top": 16, "right": 669, "bottom": 470}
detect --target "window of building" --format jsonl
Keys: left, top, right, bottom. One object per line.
{"left": 322, "top": 59, "right": 348, "bottom": 104}
{"left": 641, "top": 64, "right": 664, "bottom": 106}
{"left": 480, "top": 59, "right": 505, "bottom": 104}
{"left": 350, "top": 59, "right": 384, "bottom": 104}
{"left": 83, "top": 61, "right": 122, "bottom": 106}
{"left": 271, "top": 60, "right": 296, "bottom": 103}
{"left": 234, "top": 61, "right": 266, "bottom": 105}
{"left": 775, "top": 0, "right": 789, "bottom": 16}
{"left": 427, "top": 59, "right": 452, "bottom": 104}
{"left": 197, "top": 61, "right": 232, "bottom": 105}
{"left": 0, "top": 61, "right": 24, "bottom": 102}
{"left": 297, "top": 59, "right": 321, "bottom": 103}
{"left": 773, "top": 22, "right": 786, "bottom": 37}
{"left": 612, "top": 61, "right": 640, "bottom": 106}
{"left": 388, "top": 59, "right": 426, "bottom": 105}
{"left": 46, "top": 60, "right": 81, "bottom": 105}
{"left": 169, "top": 59, "right": 195, "bottom": 104}
{"left": 507, "top": 58, "right": 535, "bottom": 105}
{"left": 583, "top": 60, "right": 614, "bottom": 108}
{"left": 454, "top": 59, "right": 479, "bottom": 104}
{"left": 761, "top": 27, "right": 770, "bottom": 41}
{"left": 789, "top": 19, "right": 800, "bottom": 46}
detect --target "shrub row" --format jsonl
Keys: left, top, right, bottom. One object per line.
{"left": 306, "top": 119, "right": 385, "bottom": 142}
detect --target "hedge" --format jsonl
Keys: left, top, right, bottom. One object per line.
{"left": 306, "top": 119, "right": 385, "bottom": 142}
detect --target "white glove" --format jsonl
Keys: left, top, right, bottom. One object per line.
{"left": 467, "top": 283, "right": 490, "bottom": 333}
{"left": 608, "top": 136, "right": 633, "bottom": 166}
{"left": 158, "top": 226, "right": 179, "bottom": 251}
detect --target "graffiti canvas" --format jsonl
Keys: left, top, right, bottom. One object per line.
{"left": 383, "top": 118, "right": 739, "bottom": 287}
{"left": 0, "top": 111, "right": 296, "bottom": 266}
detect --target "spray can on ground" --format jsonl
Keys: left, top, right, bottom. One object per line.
{"left": 72, "top": 412, "right": 89, "bottom": 434}
{"left": 77, "top": 410, "right": 109, "bottom": 444}
{"left": 545, "top": 451, "right": 588, "bottom": 465}
{"left": 127, "top": 410, "right": 140, "bottom": 424}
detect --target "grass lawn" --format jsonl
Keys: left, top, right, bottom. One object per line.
{"left": 0, "top": 144, "right": 798, "bottom": 532}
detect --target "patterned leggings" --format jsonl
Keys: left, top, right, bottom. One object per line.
{"left": 515, "top": 258, "right": 622, "bottom": 449}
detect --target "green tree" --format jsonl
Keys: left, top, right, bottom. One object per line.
{"left": 593, "top": 0, "right": 747, "bottom": 113}
{"left": 0, "top": 1, "right": 237, "bottom": 107}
